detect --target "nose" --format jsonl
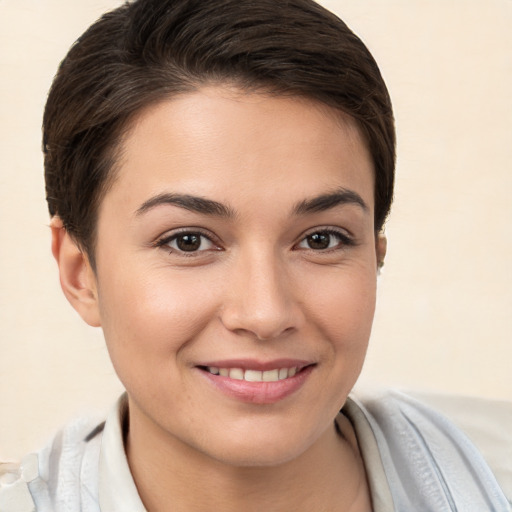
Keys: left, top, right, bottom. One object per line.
{"left": 220, "top": 250, "right": 302, "bottom": 341}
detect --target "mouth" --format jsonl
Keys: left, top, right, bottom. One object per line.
{"left": 200, "top": 365, "right": 301, "bottom": 382}
{"left": 196, "top": 360, "right": 315, "bottom": 404}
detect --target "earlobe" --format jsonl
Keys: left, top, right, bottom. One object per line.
{"left": 50, "top": 217, "right": 101, "bottom": 327}
{"left": 376, "top": 232, "right": 387, "bottom": 270}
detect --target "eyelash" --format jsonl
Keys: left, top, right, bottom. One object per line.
{"left": 155, "top": 229, "right": 221, "bottom": 256}
{"left": 154, "top": 227, "right": 354, "bottom": 256}
{"left": 295, "top": 228, "right": 354, "bottom": 252}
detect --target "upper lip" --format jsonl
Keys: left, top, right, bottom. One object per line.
{"left": 196, "top": 358, "right": 314, "bottom": 371}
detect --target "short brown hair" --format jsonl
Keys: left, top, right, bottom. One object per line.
{"left": 44, "top": 0, "right": 395, "bottom": 267}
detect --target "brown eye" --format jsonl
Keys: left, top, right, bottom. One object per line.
{"left": 306, "top": 233, "right": 331, "bottom": 250}
{"left": 297, "top": 230, "right": 351, "bottom": 251}
{"left": 164, "top": 232, "right": 216, "bottom": 253}
{"left": 176, "top": 234, "right": 202, "bottom": 251}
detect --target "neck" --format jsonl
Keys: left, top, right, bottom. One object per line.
{"left": 126, "top": 401, "right": 371, "bottom": 512}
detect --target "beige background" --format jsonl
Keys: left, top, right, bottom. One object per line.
{"left": 1, "top": 0, "right": 511, "bottom": 461}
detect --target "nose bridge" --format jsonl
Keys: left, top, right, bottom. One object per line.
{"left": 221, "top": 244, "right": 298, "bottom": 340}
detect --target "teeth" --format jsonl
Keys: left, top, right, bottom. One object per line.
{"left": 245, "top": 370, "right": 262, "bottom": 382}
{"left": 263, "top": 369, "right": 279, "bottom": 382}
{"left": 206, "top": 366, "right": 299, "bottom": 382}
{"left": 229, "top": 368, "right": 244, "bottom": 380}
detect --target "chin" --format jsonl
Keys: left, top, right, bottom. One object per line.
{"left": 197, "top": 421, "right": 324, "bottom": 468}
{"left": 211, "top": 441, "right": 307, "bottom": 468}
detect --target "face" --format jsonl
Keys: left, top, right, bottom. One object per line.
{"left": 84, "top": 87, "right": 382, "bottom": 466}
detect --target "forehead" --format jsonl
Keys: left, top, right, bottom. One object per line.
{"left": 105, "top": 87, "right": 374, "bottom": 217}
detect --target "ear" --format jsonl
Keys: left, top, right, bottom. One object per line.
{"left": 50, "top": 217, "right": 101, "bottom": 327}
{"left": 376, "top": 232, "right": 387, "bottom": 271}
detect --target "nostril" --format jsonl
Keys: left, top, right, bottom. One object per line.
{"left": 254, "top": 325, "right": 295, "bottom": 341}
{"left": 225, "top": 325, "right": 295, "bottom": 342}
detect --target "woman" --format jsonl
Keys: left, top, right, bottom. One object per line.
{"left": 0, "top": 0, "right": 510, "bottom": 510}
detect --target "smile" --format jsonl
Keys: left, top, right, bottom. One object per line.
{"left": 197, "top": 361, "right": 314, "bottom": 404}
{"left": 205, "top": 366, "right": 298, "bottom": 382}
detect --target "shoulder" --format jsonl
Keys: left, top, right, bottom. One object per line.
{"left": 348, "top": 389, "right": 512, "bottom": 509}
{"left": 0, "top": 457, "right": 38, "bottom": 512}
{"left": 406, "top": 390, "right": 512, "bottom": 500}
{"left": 0, "top": 416, "right": 105, "bottom": 512}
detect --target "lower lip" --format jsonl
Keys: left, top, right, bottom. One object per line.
{"left": 198, "top": 366, "right": 314, "bottom": 404}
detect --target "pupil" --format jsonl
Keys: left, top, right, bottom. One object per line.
{"left": 177, "top": 234, "right": 201, "bottom": 251}
{"left": 308, "top": 233, "right": 330, "bottom": 250}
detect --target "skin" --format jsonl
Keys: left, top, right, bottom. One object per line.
{"left": 52, "top": 86, "right": 386, "bottom": 511}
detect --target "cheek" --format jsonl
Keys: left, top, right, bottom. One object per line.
{"left": 302, "top": 263, "right": 377, "bottom": 356}
{"left": 96, "top": 267, "right": 219, "bottom": 382}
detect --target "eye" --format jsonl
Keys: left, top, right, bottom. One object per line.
{"left": 296, "top": 229, "right": 351, "bottom": 251}
{"left": 157, "top": 231, "right": 218, "bottom": 254}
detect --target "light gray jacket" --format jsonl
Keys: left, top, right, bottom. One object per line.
{"left": 1, "top": 390, "right": 511, "bottom": 511}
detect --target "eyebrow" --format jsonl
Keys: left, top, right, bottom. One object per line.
{"left": 135, "top": 193, "right": 235, "bottom": 218}
{"left": 293, "top": 188, "right": 368, "bottom": 215}
{"left": 135, "top": 187, "right": 368, "bottom": 219}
